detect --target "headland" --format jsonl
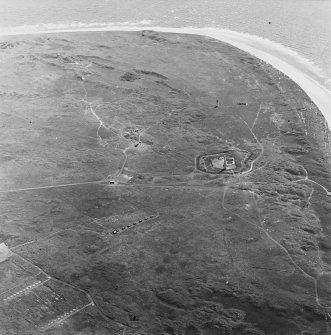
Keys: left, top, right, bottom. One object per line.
{"left": 0, "top": 31, "right": 330, "bottom": 334}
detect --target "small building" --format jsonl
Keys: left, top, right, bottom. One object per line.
{"left": 225, "top": 156, "right": 236, "bottom": 170}
{"left": 212, "top": 156, "right": 225, "bottom": 169}
{"left": 0, "top": 243, "right": 12, "bottom": 263}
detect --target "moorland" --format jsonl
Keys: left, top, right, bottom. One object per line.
{"left": 0, "top": 31, "right": 330, "bottom": 334}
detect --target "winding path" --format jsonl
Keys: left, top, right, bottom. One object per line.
{"left": 221, "top": 186, "right": 326, "bottom": 310}
{"left": 2, "top": 71, "right": 330, "bottom": 331}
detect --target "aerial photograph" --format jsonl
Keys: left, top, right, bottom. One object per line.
{"left": 0, "top": 1, "right": 330, "bottom": 334}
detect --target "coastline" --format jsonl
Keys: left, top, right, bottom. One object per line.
{"left": 1, "top": 25, "right": 331, "bottom": 131}
{"left": 0, "top": 30, "right": 330, "bottom": 334}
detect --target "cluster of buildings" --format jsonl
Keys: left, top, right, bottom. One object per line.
{"left": 211, "top": 156, "right": 236, "bottom": 171}
{"left": 197, "top": 152, "right": 237, "bottom": 174}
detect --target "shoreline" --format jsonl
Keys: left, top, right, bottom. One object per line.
{"left": 0, "top": 28, "right": 330, "bottom": 333}
{"left": 1, "top": 25, "right": 330, "bottom": 131}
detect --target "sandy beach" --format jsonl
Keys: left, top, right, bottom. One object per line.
{"left": 0, "top": 30, "right": 330, "bottom": 334}
{"left": 1, "top": 25, "right": 330, "bottom": 131}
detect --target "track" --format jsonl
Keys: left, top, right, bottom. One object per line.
{"left": 221, "top": 186, "right": 327, "bottom": 310}
{"left": 1, "top": 73, "right": 330, "bottom": 332}
{"left": 0, "top": 180, "right": 105, "bottom": 194}
{"left": 6, "top": 249, "right": 129, "bottom": 331}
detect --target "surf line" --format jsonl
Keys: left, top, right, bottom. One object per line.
{"left": 147, "top": 26, "right": 331, "bottom": 130}
{"left": 4, "top": 25, "right": 329, "bottom": 130}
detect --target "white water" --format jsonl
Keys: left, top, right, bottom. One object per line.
{"left": 1, "top": 24, "right": 330, "bottom": 129}
{"left": 0, "top": 0, "right": 330, "bottom": 128}
{"left": 1, "top": 0, "right": 330, "bottom": 75}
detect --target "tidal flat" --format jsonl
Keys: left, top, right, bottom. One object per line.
{"left": 0, "top": 31, "right": 330, "bottom": 334}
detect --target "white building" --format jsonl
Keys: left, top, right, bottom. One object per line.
{"left": 225, "top": 157, "right": 236, "bottom": 170}
{"left": 212, "top": 156, "right": 225, "bottom": 169}
{"left": 0, "top": 243, "right": 12, "bottom": 263}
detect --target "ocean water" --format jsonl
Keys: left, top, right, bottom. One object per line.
{"left": 0, "top": 0, "right": 330, "bottom": 90}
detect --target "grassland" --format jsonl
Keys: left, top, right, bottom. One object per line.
{"left": 0, "top": 31, "right": 330, "bottom": 334}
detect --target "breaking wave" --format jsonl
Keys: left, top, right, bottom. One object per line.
{"left": 0, "top": 20, "right": 154, "bottom": 35}
{"left": 0, "top": 22, "right": 330, "bottom": 127}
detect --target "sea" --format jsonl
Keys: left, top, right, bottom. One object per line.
{"left": 0, "top": 0, "right": 330, "bottom": 93}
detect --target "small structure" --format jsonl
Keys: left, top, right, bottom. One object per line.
{"left": 212, "top": 156, "right": 225, "bottom": 169}
{"left": 197, "top": 151, "right": 241, "bottom": 174}
{"left": 225, "top": 157, "right": 236, "bottom": 170}
{"left": 197, "top": 149, "right": 253, "bottom": 175}
{"left": 0, "top": 243, "right": 12, "bottom": 263}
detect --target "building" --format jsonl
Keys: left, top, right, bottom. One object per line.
{"left": 0, "top": 243, "right": 12, "bottom": 263}
{"left": 225, "top": 156, "right": 236, "bottom": 170}
{"left": 212, "top": 156, "right": 225, "bottom": 169}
